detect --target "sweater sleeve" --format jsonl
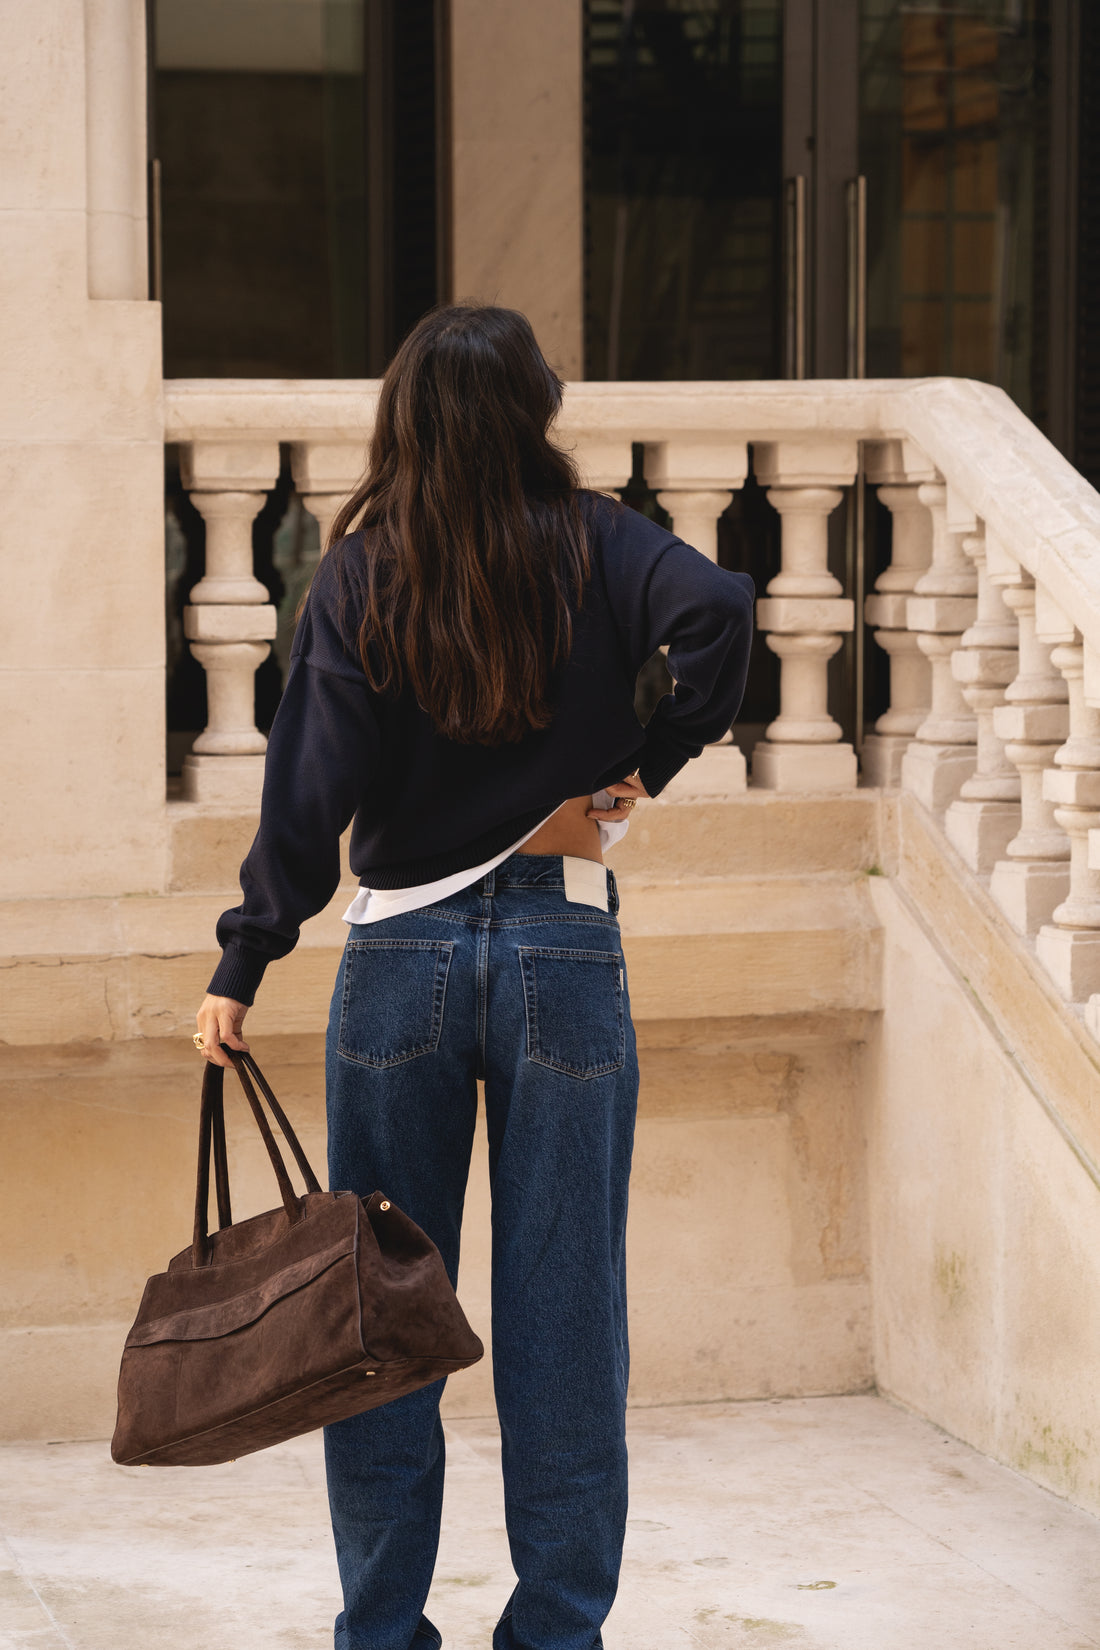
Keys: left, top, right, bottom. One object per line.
{"left": 630, "top": 537, "right": 755, "bottom": 796}
{"left": 207, "top": 549, "right": 380, "bottom": 1005}
{"left": 207, "top": 657, "right": 380, "bottom": 1004}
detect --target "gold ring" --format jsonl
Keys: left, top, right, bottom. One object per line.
{"left": 619, "top": 796, "right": 637, "bottom": 810}
{"left": 192, "top": 1032, "right": 205, "bottom": 1051}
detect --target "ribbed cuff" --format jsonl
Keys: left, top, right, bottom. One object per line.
{"left": 207, "top": 943, "right": 269, "bottom": 1007}
{"left": 636, "top": 726, "right": 695, "bottom": 797}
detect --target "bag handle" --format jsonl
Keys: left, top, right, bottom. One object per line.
{"left": 209, "top": 1066, "right": 233, "bottom": 1230}
{"left": 232, "top": 1049, "right": 323, "bottom": 1196}
{"left": 192, "top": 1048, "right": 324, "bottom": 1268}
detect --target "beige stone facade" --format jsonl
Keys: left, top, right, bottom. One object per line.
{"left": 4, "top": 0, "right": 1100, "bottom": 1535}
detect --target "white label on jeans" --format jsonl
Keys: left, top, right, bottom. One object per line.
{"left": 563, "top": 855, "right": 610, "bottom": 910}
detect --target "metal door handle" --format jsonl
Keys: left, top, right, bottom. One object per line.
{"left": 846, "top": 175, "right": 867, "bottom": 379}
{"left": 783, "top": 175, "right": 807, "bottom": 380}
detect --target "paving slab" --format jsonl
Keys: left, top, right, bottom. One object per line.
{"left": 0, "top": 1395, "right": 1097, "bottom": 1650}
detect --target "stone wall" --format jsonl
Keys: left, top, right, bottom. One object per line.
{"left": 1, "top": 0, "right": 166, "bottom": 902}
{"left": 866, "top": 797, "right": 1100, "bottom": 1515}
{"left": 0, "top": 793, "right": 880, "bottom": 1439}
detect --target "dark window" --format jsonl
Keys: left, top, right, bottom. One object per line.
{"left": 151, "top": 0, "right": 443, "bottom": 377}
{"left": 584, "top": 0, "right": 784, "bottom": 381}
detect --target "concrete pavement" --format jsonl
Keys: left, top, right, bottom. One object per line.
{"left": 2, "top": 1394, "right": 1098, "bottom": 1649}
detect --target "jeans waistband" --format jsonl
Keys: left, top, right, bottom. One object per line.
{"left": 479, "top": 852, "right": 620, "bottom": 914}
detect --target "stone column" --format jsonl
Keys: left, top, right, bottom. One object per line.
{"left": 988, "top": 577, "right": 1070, "bottom": 934}
{"left": 85, "top": 0, "right": 148, "bottom": 299}
{"left": 900, "top": 484, "right": 978, "bottom": 812}
{"left": 861, "top": 440, "right": 935, "bottom": 787}
{"left": 751, "top": 440, "right": 859, "bottom": 791}
{"left": 943, "top": 527, "right": 1020, "bottom": 872}
{"left": 1034, "top": 597, "right": 1100, "bottom": 999}
{"left": 644, "top": 438, "right": 749, "bottom": 793}
{"left": 180, "top": 442, "right": 280, "bottom": 806}
{"left": 451, "top": 0, "right": 583, "bottom": 377}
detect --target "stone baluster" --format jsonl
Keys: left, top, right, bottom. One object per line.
{"left": 290, "top": 442, "right": 366, "bottom": 557}
{"left": 181, "top": 441, "right": 281, "bottom": 806}
{"left": 643, "top": 438, "right": 748, "bottom": 564}
{"left": 750, "top": 440, "right": 859, "bottom": 790}
{"left": 943, "top": 526, "right": 1020, "bottom": 872}
{"left": 1033, "top": 594, "right": 1100, "bottom": 999}
{"left": 641, "top": 438, "right": 749, "bottom": 793}
{"left": 987, "top": 567, "right": 1070, "bottom": 935}
{"left": 860, "top": 440, "right": 936, "bottom": 787}
{"left": 899, "top": 484, "right": 978, "bottom": 812}
{"left": 1084, "top": 642, "right": 1100, "bottom": 1034}
{"left": 568, "top": 436, "right": 635, "bottom": 498}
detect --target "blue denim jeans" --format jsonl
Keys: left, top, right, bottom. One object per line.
{"left": 323, "top": 853, "right": 640, "bottom": 1650}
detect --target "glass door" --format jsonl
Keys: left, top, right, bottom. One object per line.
{"left": 859, "top": 1, "right": 1051, "bottom": 420}
{"left": 585, "top": 0, "right": 785, "bottom": 381}
{"left": 780, "top": 0, "right": 1053, "bottom": 415}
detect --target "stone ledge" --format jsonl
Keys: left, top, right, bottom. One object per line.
{"left": 0, "top": 872, "right": 884, "bottom": 1044}
{"left": 0, "top": 1280, "right": 874, "bottom": 1444}
{"left": 164, "top": 791, "right": 887, "bottom": 894}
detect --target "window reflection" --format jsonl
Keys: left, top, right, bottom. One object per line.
{"left": 585, "top": 0, "right": 784, "bottom": 381}
{"left": 155, "top": 0, "right": 367, "bottom": 377}
{"left": 860, "top": 0, "right": 1049, "bottom": 415}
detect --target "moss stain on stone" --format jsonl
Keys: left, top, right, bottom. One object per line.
{"left": 933, "top": 1247, "right": 966, "bottom": 1308}
{"left": 1013, "top": 1422, "right": 1087, "bottom": 1491}
{"left": 725, "top": 1614, "right": 806, "bottom": 1640}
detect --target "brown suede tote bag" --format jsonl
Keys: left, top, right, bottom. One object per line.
{"left": 111, "top": 1048, "right": 483, "bottom": 1466}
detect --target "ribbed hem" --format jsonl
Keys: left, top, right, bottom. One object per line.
{"left": 207, "top": 943, "right": 269, "bottom": 1007}
{"left": 636, "top": 726, "right": 695, "bottom": 797}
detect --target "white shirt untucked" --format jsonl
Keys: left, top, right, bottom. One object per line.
{"left": 341, "top": 790, "right": 630, "bottom": 926}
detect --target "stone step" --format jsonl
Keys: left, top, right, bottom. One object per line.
{"left": 0, "top": 867, "right": 882, "bottom": 1046}
{"left": 619, "top": 874, "right": 882, "bottom": 1020}
{"left": 165, "top": 790, "right": 884, "bottom": 893}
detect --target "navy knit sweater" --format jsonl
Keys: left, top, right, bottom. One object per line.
{"left": 209, "top": 492, "right": 754, "bottom": 1004}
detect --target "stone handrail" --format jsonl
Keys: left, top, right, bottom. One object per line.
{"left": 164, "top": 376, "right": 1100, "bottom": 1025}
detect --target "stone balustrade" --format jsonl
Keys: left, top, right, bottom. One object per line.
{"left": 164, "top": 377, "right": 1100, "bottom": 1026}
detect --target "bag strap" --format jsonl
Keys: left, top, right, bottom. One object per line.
{"left": 192, "top": 1048, "right": 324, "bottom": 1268}
{"left": 210, "top": 1067, "right": 232, "bottom": 1229}
{"left": 233, "top": 1049, "right": 322, "bottom": 1197}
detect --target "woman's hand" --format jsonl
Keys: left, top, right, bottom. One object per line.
{"left": 586, "top": 770, "right": 650, "bottom": 823}
{"left": 195, "top": 994, "right": 251, "bottom": 1068}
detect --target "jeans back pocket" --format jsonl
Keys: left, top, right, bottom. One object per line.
{"left": 518, "top": 945, "right": 626, "bottom": 1080}
{"left": 338, "top": 938, "right": 454, "bottom": 1068}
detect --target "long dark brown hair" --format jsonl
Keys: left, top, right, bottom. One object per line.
{"left": 326, "top": 303, "right": 591, "bottom": 745}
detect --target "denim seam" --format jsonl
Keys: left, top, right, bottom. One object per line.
{"left": 476, "top": 909, "right": 491, "bottom": 1079}
{"left": 397, "top": 907, "right": 620, "bottom": 931}
{"left": 519, "top": 945, "right": 624, "bottom": 962}
{"left": 491, "top": 913, "right": 620, "bottom": 931}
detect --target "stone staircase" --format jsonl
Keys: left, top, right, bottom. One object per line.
{"left": 5, "top": 783, "right": 1100, "bottom": 1519}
